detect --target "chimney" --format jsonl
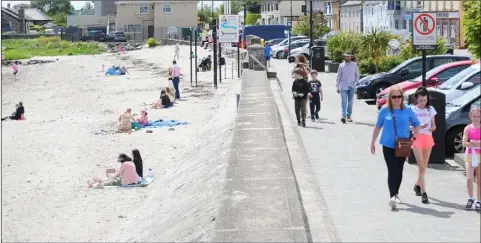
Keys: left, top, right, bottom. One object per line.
{"left": 18, "top": 7, "right": 26, "bottom": 34}
{"left": 7, "top": 3, "right": 10, "bottom": 8}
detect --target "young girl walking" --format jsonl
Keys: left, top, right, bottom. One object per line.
{"left": 463, "top": 105, "right": 481, "bottom": 210}
{"left": 291, "top": 68, "right": 309, "bottom": 127}
{"left": 411, "top": 87, "right": 436, "bottom": 204}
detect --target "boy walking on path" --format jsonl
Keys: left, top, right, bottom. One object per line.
{"left": 264, "top": 44, "right": 271, "bottom": 67}
{"left": 292, "top": 68, "right": 309, "bottom": 127}
{"left": 308, "top": 70, "right": 323, "bottom": 122}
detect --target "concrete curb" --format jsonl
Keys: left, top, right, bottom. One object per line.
{"left": 270, "top": 79, "right": 341, "bottom": 242}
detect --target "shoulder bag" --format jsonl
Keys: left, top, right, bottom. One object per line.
{"left": 391, "top": 111, "right": 412, "bottom": 157}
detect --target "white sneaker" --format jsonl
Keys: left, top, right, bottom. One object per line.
{"left": 395, "top": 195, "right": 402, "bottom": 204}
{"left": 389, "top": 197, "right": 397, "bottom": 209}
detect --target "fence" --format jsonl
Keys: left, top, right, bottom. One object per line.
{"left": 1, "top": 33, "right": 59, "bottom": 40}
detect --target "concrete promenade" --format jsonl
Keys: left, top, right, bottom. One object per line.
{"left": 272, "top": 59, "right": 481, "bottom": 242}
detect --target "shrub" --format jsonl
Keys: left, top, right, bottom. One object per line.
{"left": 379, "top": 55, "right": 404, "bottom": 73}
{"left": 361, "top": 28, "right": 394, "bottom": 72}
{"left": 37, "top": 36, "right": 60, "bottom": 46}
{"left": 146, "top": 37, "right": 159, "bottom": 48}
{"left": 358, "top": 57, "right": 376, "bottom": 75}
{"left": 326, "top": 32, "right": 362, "bottom": 63}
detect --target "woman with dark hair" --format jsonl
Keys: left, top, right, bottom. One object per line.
{"left": 2, "top": 102, "right": 24, "bottom": 121}
{"left": 132, "top": 149, "right": 143, "bottom": 178}
{"left": 411, "top": 87, "right": 437, "bottom": 204}
{"left": 370, "top": 85, "right": 421, "bottom": 209}
{"left": 87, "top": 153, "right": 140, "bottom": 188}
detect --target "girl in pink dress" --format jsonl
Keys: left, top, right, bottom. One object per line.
{"left": 463, "top": 105, "right": 481, "bottom": 210}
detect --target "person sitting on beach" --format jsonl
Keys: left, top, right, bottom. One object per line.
{"left": 2, "top": 102, "right": 24, "bottom": 121}
{"left": 87, "top": 153, "right": 140, "bottom": 188}
{"left": 117, "top": 108, "right": 135, "bottom": 133}
{"left": 165, "top": 87, "right": 176, "bottom": 104}
{"left": 132, "top": 149, "right": 144, "bottom": 178}
{"left": 136, "top": 110, "right": 149, "bottom": 126}
{"left": 151, "top": 90, "right": 171, "bottom": 109}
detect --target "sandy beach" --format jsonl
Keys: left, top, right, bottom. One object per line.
{"left": 1, "top": 45, "right": 240, "bottom": 242}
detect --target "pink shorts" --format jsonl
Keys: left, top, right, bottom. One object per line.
{"left": 412, "top": 134, "right": 435, "bottom": 150}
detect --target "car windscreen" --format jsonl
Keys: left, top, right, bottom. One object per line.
{"left": 388, "top": 58, "right": 414, "bottom": 73}
{"left": 438, "top": 66, "right": 478, "bottom": 90}
{"left": 409, "top": 64, "right": 450, "bottom": 82}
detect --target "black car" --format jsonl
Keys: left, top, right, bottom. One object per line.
{"left": 80, "top": 30, "right": 107, "bottom": 42}
{"left": 356, "top": 55, "right": 471, "bottom": 99}
{"left": 106, "top": 32, "right": 127, "bottom": 42}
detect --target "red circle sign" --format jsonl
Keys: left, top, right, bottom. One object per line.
{"left": 414, "top": 14, "right": 435, "bottom": 35}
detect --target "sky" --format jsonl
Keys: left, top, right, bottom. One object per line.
{"left": 2, "top": 1, "right": 221, "bottom": 10}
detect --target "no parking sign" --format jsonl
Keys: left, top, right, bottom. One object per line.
{"left": 412, "top": 12, "right": 437, "bottom": 50}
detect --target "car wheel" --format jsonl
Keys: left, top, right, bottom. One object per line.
{"left": 276, "top": 52, "right": 282, "bottom": 59}
{"left": 446, "top": 126, "right": 465, "bottom": 156}
{"left": 373, "top": 84, "right": 389, "bottom": 99}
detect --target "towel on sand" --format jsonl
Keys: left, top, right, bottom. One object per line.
{"left": 144, "top": 119, "right": 187, "bottom": 128}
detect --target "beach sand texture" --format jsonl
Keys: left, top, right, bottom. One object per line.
{"left": 1, "top": 45, "right": 240, "bottom": 242}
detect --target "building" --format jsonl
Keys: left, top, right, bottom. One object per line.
{"left": 340, "top": 1, "right": 363, "bottom": 33}
{"left": 115, "top": 1, "right": 197, "bottom": 41}
{"left": 324, "top": 1, "right": 334, "bottom": 29}
{"left": 363, "top": 1, "right": 389, "bottom": 33}
{"left": 458, "top": 1, "right": 466, "bottom": 48}
{"left": 1, "top": 5, "right": 51, "bottom": 33}
{"left": 94, "top": 0, "right": 117, "bottom": 16}
{"left": 260, "top": 1, "right": 324, "bottom": 26}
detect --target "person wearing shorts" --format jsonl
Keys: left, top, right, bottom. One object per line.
{"left": 411, "top": 87, "right": 436, "bottom": 204}
{"left": 462, "top": 106, "right": 481, "bottom": 210}
{"left": 264, "top": 43, "right": 271, "bottom": 67}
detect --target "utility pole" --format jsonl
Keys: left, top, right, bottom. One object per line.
{"left": 288, "top": 0, "right": 292, "bottom": 56}
{"left": 243, "top": 2, "right": 247, "bottom": 27}
{"left": 304, "top": 0, "right": 307, "bottom": 16}
{"left": 309, "top": 0, "right": 313, "bottom": 47}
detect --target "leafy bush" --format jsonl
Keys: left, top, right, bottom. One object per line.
{"left": 326, "top": 32, "right": 362, "bottom": 63}
{"left": 146, "top": 37, "right": 159, "bottom": 48}
{"left": 245, "top": 12, "right": 261, "bottom": 25}
{"left": 462, "top": 0, "right": 481, "bottom": 59}
{"left": 361, "top": 28, "right": 395, "bottom": 72}
{"left": 400, "top": 37, "right": 448, "bottom": 60}
{"left": 292, "top": 10, "right": 330, "bottom": 39}
{"left": 358, "top": 57, "right": 376, "bottom": 75}
{"left": 379, "top": 55, "right": 404, "bottom": 72}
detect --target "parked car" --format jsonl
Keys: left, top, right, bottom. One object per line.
{"left": 355, "top": 55, "right": 471, "bottom": 100}
{"left": 404, "top": 63, "right": 480, "bottom": 105}
{"left": 287, "top": 41, "right": 312, "bottom": 62}
{"left": 107, "top": 32, "right": 127, "bottom": 42}
{"left": 266, "top": 38, "right": 285, "bottom": 46}
{"left": 80, "top": 30, "right": 107, "bottom": 42}
{"left": 376, "top": 60, "right": 473, "bottom": 109}
{"left": 290, "top": 43, "right": 311, "bottom": 59}
{"left": 445, "top": 88, "right": 481, "bottom": 156}
{"left": 271, "top": 36, "right": 308, "bottom": 58}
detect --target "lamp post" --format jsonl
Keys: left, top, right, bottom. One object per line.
{"left": 309, "top": 0, "right": 313, "bottom": 48}
{"left": 288, "top": 0, "right": 292, "bottom": 56}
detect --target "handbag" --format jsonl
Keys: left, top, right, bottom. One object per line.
{"left": 391, "top": 111, "right": 412, "bottom": 157}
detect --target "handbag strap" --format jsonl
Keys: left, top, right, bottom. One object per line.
{"left": 390, "top": 110, "right": 398, "bottom": 139}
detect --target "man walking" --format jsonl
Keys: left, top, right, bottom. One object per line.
{"left": 336, "top": 52, "right": 359, "bottom": 124}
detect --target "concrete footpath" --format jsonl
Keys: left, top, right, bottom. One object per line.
{"left": 213, "top": 69, "right": 310, "bottom": 242}
{"left": 272, "top": 59, "right": 480, "bottom": 242}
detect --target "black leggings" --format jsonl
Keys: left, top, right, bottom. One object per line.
{"left": 383, "top": 146, "right": 407, "bottom": 198}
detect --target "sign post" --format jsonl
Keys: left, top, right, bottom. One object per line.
{"left": 219, "top": 15, "right": 239, "bottom": 82}
{"left": 412, "top": 12, "right": 437, "bottom": 87}
{"left": 287, "top": 21, "right": 292, "bottom": 56}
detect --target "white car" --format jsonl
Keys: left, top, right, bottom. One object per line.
{"left": 404, "top": 63, "right": 480, "bottom": 103}
{"left": 271, "top": 36, "right": 308, "bottom": 58}
{"left": 290, "top": 43, "right": 310, "bottom": 59}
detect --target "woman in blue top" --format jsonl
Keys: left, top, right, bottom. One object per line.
{"left": 370, "top": 85, "right": 421, "bottom": 209}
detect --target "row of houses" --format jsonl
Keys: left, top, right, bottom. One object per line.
{"left": 259, "top": 0, "right": 467, "bottom": 48}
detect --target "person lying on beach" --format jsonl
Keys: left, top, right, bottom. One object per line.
{"left": 117, "top": 108, "right": 135, "bottom": 133}
{"left": 132, "top": 149, "right": 143, "bottom": 178}
{"left": 2, "top": 102, "right": 24, "bottom": 121}
{"left": 136, "top": 110, "right": 149, "bottom": 126}
{"left": 87, "top": 153, "right": 141, "bottom": 188}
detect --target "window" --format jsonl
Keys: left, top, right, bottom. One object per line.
{"left": 439, "top": 66, "right": 478, "bottom": 90}
{"left": 394, "top": 20, "right": 399, "bottom": 29}
{"left": 267, "top": 4, "right": 270, "bottom": 11}
{"left": 466, "top": 73, "right": 481, "bottom": 86}
{"left": 163, "top": 4, "right": 172, "bottom": 13}
{"left": 405, "top": 60, "right": 422, "bottom": 72}
{"left": 432, "top": 58, "right": 452, "bottom": 67}
{"left": 123, "top": 24, "right": 141, "bottom": 33}
{"left": 435, "top": 66, "right": 470, "bottom": 82}
{"left": 275, "top": 4, "right": 279, "bottom": 10}
{"left": 139, "top": 5, "right": 148, "bottom": 14}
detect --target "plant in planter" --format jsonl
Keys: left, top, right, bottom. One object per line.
{"left": 361, "top": 28, "right": 395, "bottom": 73}
{"left": 326, "top": 32, "right": 362, "bottom": 63}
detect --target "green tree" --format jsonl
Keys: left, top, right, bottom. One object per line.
{"left": 30, "top": 0, "right": 73, "bottom": 16}
{"left": 326, "top": 32, "right": 362, "bottom": 63}
{"left": 361, "top": 28, "right": 395, "bottom": 72}
{"left": 462, "top": 0, "right": 481, "bottom": 59}
{"left": 244, "top": 0, "right": 261, "bottom": 13}
{"left": 81, "top": 1, "right": 93, "bottom": 11}
{"left": 52, "top": 13, "right": 67, "bottom": 27}
{"left": 292, "top": 10, "right": 330, "bottom": 39}
{"left": 198, "top": 4, "right": 214, "bottom": 24}
{"left": 245, "top": 12, "right": 261, "bottom": 25}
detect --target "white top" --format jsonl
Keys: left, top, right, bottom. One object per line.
{"left": 411, "top": 105, "right": 437, "bottom": 135}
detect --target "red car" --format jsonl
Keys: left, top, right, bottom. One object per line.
{"left": 376, "top": 60, "right": 474, "bottom": 108}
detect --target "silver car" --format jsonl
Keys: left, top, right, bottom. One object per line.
{"left": 271, "top": 36, "right": 308, "bottom": 58}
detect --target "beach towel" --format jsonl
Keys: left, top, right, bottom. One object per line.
{"left": 122, "top": 175, "right": 156, "bottom": 188}
{"left": 143, "top": 119, "right": 188, "bottom": 128}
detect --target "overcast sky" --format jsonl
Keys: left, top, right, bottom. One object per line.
{"left": 2, "top": 1, "right": 221, "bottom": 10}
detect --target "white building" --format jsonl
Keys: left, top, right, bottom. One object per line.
{"left": 363, "top": 1, "right": 389, "bottom": 33}
{"left": 324, "top": 1, "right": 334, "bottom": 29}
{"left": 260, "top": 1, "right": 324, "bottom": 26}
{"left": 340, "top": 0, "right": 363, "bottom": 33}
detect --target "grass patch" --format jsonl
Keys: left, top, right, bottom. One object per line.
{"left": 2, "top": 36, "right": 104, "bottom": 60}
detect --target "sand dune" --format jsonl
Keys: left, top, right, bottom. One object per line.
{"left": 1, "top": 45, "right": 240, "bottom": 242}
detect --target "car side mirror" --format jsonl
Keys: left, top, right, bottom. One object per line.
{"left": 429, "top": 77, "right": 439, "bottom": 83}
{"left": 459, "top": 82, "right": 474, "bottom": 90}
{"left": 400, "top": 69, "right": 409, "bottom": 75}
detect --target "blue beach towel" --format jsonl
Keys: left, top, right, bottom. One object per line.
{"left": 122, "top": 175, "right": 156, "bottom": 188}
{"left": 144, "top": 119, "right": 188, "bottom": 128}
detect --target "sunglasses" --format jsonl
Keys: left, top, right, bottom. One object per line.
{"left": 391, "top": 95, "right": 403, "bottom": 99}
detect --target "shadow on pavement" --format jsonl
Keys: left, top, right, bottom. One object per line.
{"left": 429, "top": 197, "right": 467, "bottom": 211}
{"left": 303, "top": 125, "right": 324, "bottom": 130}
{"left": 398, "top": 202, "right": 455, "bottom": 218}
{"left": 353, "top": 121, "right": 376, "bottom": 127}
{"left": 316, "top": 118, "right": 336, "bottom": 125}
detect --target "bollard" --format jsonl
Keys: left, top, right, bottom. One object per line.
{"left": 236, "top": 94, "right": 240, "bottom": 109}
